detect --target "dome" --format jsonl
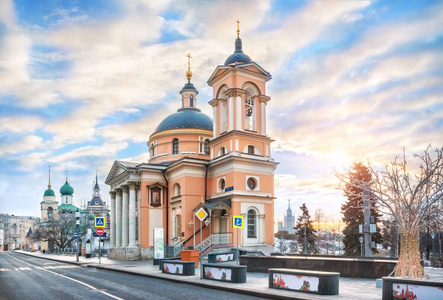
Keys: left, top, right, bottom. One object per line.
{"left": 60, "top": 181, "right": 74, "bottom": 196}
{"left": 153, "top": 107, "right": 213, "bottom": 134}
{"left": 88, "top": 213, "right": 95, "bottom": 221}
{"left": 224, "top": 37, "right": 252, "bottom": 65}
{"left": 44, "top": 188, "right": 55, "bottom": 197}
{"left": 89, "top": 196, "right": 104, "bottom": 206}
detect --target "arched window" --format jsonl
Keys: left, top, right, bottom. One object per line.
{"left": 247, "top": 209, "right": 257, "bottom": 238}
{"left": 190, "top": 96, "right": 194, "bottom": 107}
{"left": 149, "top": 142, "right": 156, "bottom": 158}
{"left": 173, "top": 183, "right": 181, "bottom": 197}
{"left": 204, "top": 139, "right": 210, "bottom": 155}
{"left": 172, "top": 138, "right": 179, "bottom": 154}
{"left": 47, "top": 207, "right": 53, "bottom": 221}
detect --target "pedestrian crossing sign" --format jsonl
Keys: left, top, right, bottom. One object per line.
{"left": 233, "top": 216, "right": 243, "bottom": 228}
{"left": 95, "top": 217, "right": 105, "bottom": 228}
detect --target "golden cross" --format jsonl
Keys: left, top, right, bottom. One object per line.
{"left": 186, "top": 53, "right": 192, "bottom": 71}
{"left": 236, "top": 20, "right": 240, "bottom": 37}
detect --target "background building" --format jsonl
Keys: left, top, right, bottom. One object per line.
{"left": 106, "top": 28, "right": 277, "bottom": 260}
{"left": 284, "top": 200, "right": 295, "bottom": 234}
{"left": 0, "top": 213, "right": 39, "bottom": 251}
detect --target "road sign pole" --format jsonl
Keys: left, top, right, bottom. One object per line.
{"left": 237, "top": 227, "right": 239, "bottom": 265}
{"left": 99, "top": 235, "right": 101, "bottom": 264}
{"left": 200, "top": 219, "right": 202, "bottom": 280}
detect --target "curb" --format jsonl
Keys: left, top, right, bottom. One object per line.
{"left": 14, "top": 251, "right": 312, "bottom": 300}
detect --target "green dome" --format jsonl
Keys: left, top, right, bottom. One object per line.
{"left": 88, "top": 213, "right": 95, "bottom": 221}
{"left": 44, "top": 188, "right": 55, "bottom": 197}
{"left": 60, "top": 181, "right": 74, "bottom": 196}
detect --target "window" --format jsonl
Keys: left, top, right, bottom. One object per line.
{"left": 47, "top": 207, "right": 53, "bottom": 221}
{"left": 172, "top": 139, "right": 179, "bottom": 154}
{"left": 204, "top": 139, "right": 210, "bottom": 154}
{"left": 219, "top": 178, "right": 226, "bottom": 191}
{"left": 247, "top": 209, "right": 257, "bottom": 238}
{"left": 218, "top": 146, "right": 226, "bottom": 156}
{"left": 247, "top": 177, "right": 257, "bottom": 190}
{"left": 175, "top": 214, "right": 181, "bottom": 237}
{"left": 247, "top": 145, "right": 254, "bottom": 154}
{"left": 149, "top": 142, "right": 156, "bottom": 158}
{"left": 173, "top": 183, "right": 181, "bottom": 197}
{"left": 190, "top": 96, "right": 194, "bottom": 107}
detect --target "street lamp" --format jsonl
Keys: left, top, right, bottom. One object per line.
{"left": 359, "top": 236, "right": 364, "bottom": 257}
{"left": 75, "top": 210, "right": 80, "bottom": 262}
{"left": 431, "top": 233, "right": 436, "bottom": 267}
{"left": 301, "top": 214, "right": 308, "bottom": 255}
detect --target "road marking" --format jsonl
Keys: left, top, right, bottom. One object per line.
{"left": 5, "top": 253, "right": 123, "bottom": 300}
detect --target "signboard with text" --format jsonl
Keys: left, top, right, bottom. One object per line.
{"left": 153, "top": 228, "right": 164, "bottom": 259}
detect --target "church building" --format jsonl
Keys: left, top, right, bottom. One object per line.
{"left": 105, "top": 25, "right": 278, "bottom": 260}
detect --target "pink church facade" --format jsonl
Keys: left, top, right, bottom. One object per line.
{"left": 105, "top": 30, "right": 278, "bottom": 260}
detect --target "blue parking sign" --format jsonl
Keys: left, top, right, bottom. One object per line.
{"left": 233, "top": 216, "right": 243, "bottom": 228}
{"left": 95, "top": 217, "right": 105, "bottom": 228}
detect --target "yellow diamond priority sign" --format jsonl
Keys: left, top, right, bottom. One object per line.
{"left": 196, "top": 208, "right": 208, "bottom": 221}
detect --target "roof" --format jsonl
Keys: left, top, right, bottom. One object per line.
{"left": 58, "top": 204, "right": 85, "bottom": 213}
{"left": 44, "top": 188, "right": 55, "bottom": 197}
{"left": 224, "top": 37, "right": 252, "bottom": 65}
{"left": 89, "top": 196, "right": 104, "bottom": 206}
{"left": 60, "top": 180, "right": 74, "bottom": 196}
{"left": 153, "top": 107, "right": 213, "bottom": 134}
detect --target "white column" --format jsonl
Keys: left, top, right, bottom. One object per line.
{"left": 110, "top": 192, "right": 116, "bottom": 248}
{"left": 235, "top": 95, "right": 242, "bottom": 130}
{"left": 128, "top": 184, "right": 136, "bottom": 247}
{"left": 228, "top": 96, "right": 234, "bottom": 131}
{"left": 115, "top": 190, "right": 122, "bottom": 248}
{"left": 259, "top": 214, "right": 266, "bottom": 244}
{"left": 122, "top": 186, "right": 129, "bottom": 247}
{"left": 261, "top": 101, "right": 266, "bottom": 136}
{"left": 213, "top": 105, "right": 218, "bottom": 138}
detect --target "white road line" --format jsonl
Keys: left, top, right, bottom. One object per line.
{"left": 5, "top": 253, "right": 123, "bottom": 300}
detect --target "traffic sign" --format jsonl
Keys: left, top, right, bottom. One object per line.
{"left": 95, "top": 217, "right": 105, "bottom": 228}
{"left": 196, "top": 208, "right": 208, "bottom": 221}
{"left": 233, "top": 216, "right": 243, "bottom": 228}
{"left": 96, "top": 228, "right": 104, "bottom": 236}
{"left": 73, "top": 231, "right": 78, "bottom": 239}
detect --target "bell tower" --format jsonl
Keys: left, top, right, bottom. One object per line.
{"left": 208, "top": 21, "right": 272, "bottom": 159}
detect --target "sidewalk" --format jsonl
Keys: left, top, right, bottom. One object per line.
{"left": 14, "top": 250, "right": 443, "bottom": 299}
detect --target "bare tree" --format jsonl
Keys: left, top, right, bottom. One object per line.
{"left": 38, "top": 213, "right": 90, "bottom": 251}
{"left": 335, "top": 146, "right": 443, "bottom": 278}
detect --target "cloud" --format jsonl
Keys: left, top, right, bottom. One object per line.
{"left": 0, "top": 135, "right": 44, "bottom": 156}
{"left": 0, "top": 116, "right": 45, "bottom": 134}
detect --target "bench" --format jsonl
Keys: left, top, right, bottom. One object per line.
{"left": 382, "top": 276, "right": 443, "bottom": 300}
{"left": 161, "top": 260, "right": 195, "bottom": 276}
{"left": 202, "top": 263, "right": 247, "bottom": 283}
{"left": 208, "top": 252, "right": 235, "bottom": 263}
{"left": 154, "top": 256, "right": 180, "bottom": 266}
{"left": 269, "top": 268, "right": 339, "bottom": 295}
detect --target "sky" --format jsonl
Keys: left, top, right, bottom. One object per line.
{"left": 0, "top": 0, "right": 442, "bottom": 225}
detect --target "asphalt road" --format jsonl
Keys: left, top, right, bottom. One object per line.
{"left": 0, "top": 252, "right": 265, "bottom": 300}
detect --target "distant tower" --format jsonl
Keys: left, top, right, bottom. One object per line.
{"left": 284, "top": 200, "right": 295, "bottom": 234}
{"left": 40, "top": 167, "right": 59, "bottom": 252}
{"left": 40, "top": 167, "right": 58, "bottom": 223}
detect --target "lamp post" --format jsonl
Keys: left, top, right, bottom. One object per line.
{"left": 75, "top": 210, "right": 80, "bottom": 262}
{"left": 301, "top": 214, "right": 308, "bottom": 255}
{"left": 359, "top": 236, "right": 364, "bottom": 257}
{"left": 431, "top": 233, "right": 436, "bottom": 267}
